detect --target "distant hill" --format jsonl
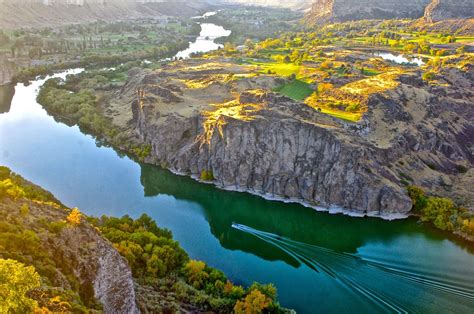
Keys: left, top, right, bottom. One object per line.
{"left": 218, "top": 0, "right": 312, "bottom": 10}
{"left": 0, "top": 0, "right": 213, "bottom": 29}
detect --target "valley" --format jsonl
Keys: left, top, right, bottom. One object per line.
{"left": 1, "top": 0, "right": 474, "bottom": 313}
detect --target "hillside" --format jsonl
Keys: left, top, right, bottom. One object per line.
{"left": 0, "top": 0, "right": 212, "bottom": 29}
{"left": 424, "top": 0, "right": 474, "bottom": 23}
{"left": 305, "top": 0, "right": 473, "bottom": 24}
{"left": 0, "top": 166, "right": 138, "bottom": 312}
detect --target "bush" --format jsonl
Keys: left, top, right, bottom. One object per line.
{"left": 422, "top": 71, "right": 436, "bottom": 81}
{"left": 407, "top": 186, "right": 427, "bottom": 212}
{"left": 0, "top": 259, "right": 41, "bottom": 313}
{"left": 200, "top": 170, "right": 214, "bottom": 181}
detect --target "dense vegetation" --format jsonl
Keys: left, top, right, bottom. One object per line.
{"left": 0, "top": 166, "right": 288, "bottom": 313}
{"left": 90, "top": 214, "right": 288, "bottom": 313}
{"left": 36, "top": 70, "right": 152, "bottom": 162}
{"left": 0, "top": 166, "right": 100, "bottom": 312}
{"left": 408, "top": 186, "right": 474, "bottom": 239}
{"left": 0, "top": 18, "right": 201, "bottom": 83}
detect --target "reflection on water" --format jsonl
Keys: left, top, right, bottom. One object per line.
{"left": 0, "top": 83, "right": 15, "bottom": 114}
{"left": 175, "top": 23, "right": 231, "bottom": 59}
{"left": 139, "top": 163, "right": 474, "bottom": 312}
{"left": 375, "top": 51, "right": 425, "bottom": 66}
{"left": 233, "top": 223, "right": 474, "bottom": 313}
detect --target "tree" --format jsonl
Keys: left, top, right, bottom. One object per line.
{"left": 0, "top": 259, "right": 41, "bottom": 313}
{"left": 407, "top": 186, "right": 427, "bottom": 212}
{"left": 234, "top": 289, "right": 271, "bottom": 314}
{"left": 184, "top": 260, "right": 209, "bottom": 289}
{"left": 67, "top": 208, "right": 82, "bottom": 225}
{"left": 422, "top": 197, "right": 455, "bottom": 230}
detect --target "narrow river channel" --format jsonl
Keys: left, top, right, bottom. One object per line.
{"left": 0, "top": 13, "right": 473, "bottom": 314}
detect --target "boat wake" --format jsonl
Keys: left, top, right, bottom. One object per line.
{"left": 232, "top": 223, "right": 474, "bottom": 312}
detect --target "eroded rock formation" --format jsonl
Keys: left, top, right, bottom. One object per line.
{"left": 305, "top": 0, "right": 473, "bottom": 24}
{"left": 118, "top": 58, "right": 473, "bottom": 216}
{"left": 424, "top": 0, "right": 474, "bottom": 23}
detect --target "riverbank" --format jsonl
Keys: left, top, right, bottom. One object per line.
{"left": 0, "top": 165, "right": 291, "bottom": 313}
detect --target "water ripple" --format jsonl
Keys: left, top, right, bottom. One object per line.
{"left": 232, "top": 223, "right": 474, "bottom": 312}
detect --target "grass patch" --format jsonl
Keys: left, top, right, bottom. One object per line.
{"left": 319, "top": 107, "right": 362, "bottom": 122}
{"left": 274, "top": 79, "right": 313, "bottom": 101}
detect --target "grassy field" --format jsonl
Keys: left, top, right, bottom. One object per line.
{"left": 274, "top": 79, "right": 313, "bottom": 101}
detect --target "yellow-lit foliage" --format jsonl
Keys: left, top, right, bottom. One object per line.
{"left": 0, "top": 178, "right": 26, "bottom": 200}
{"left": 66, "top": 208, "right": 82, "bottom": 226}
{"left": 183, "top": 260, "right": 209, "bottom": 289}
{"left": 234, "top": 289, "right": 271, "bottom": 314}
{"left": 202, "top": 99, "right": 264, "bottom": 142}
{"left": 20, "top": 203, "right": 29, "bottom": 216}
{"left": 0, "top": 259, "right": 41, "bottom": 313}
{"left": 340, "top": 71, "right": 400, "bottom": 95}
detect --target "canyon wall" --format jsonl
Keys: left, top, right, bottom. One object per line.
{"left": 424, "top": 0, "right": 474, "bottom": 23}
{"left": 306, "top": 0, "right": 472, "bottom": 24}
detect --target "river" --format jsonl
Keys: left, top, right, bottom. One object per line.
{"left": 1, "top": 15, "right": 474, "bottom": 314}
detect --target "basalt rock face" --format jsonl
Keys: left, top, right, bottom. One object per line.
{"left": 0, "top": 191, "right": 139, "bottom": 313}
{"left": 424, "top": 0, "right": 474, "bottom": 23}
{"left": 133, "top": 90, "right": 413, "bottom": 216}
{"left": 305, "top": 0, "right": 431, "bottom": 24}
{"left": 127, "top": 58, "right": 473, "bottom": 216}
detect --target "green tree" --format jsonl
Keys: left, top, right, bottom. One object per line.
{"left": 0, "top": 259, "right": 41, "bottom": 313}
{"left": 422, "top": 197, "right": 455, "bottom": 230}
{"left": 234, "top": 289, "right": 271, "bottom": 314}
{"left": 184, "top": 260, "right": 209, "bottom": 289}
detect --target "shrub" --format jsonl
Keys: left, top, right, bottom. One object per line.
{"left": 184, "top": 260, "right": 209, "bottom": 289}
{"left": 0, "top": 259, "right": 41, "bottom": 313}
{"left": 422, "top": 72, "right": 436, "bottom": 81}
{"left": 407, "top": 186, "right": 427, "bottom": 212}
{"left": 234, "top": 289, "right": 271, "bottom": 314}
{"left": 200, "top": 170, "right": 214, "bottom": 181}
{"left": 67, "top": 208, "right": 82, "bottom": 226}
{"left": 422, "top": 197, "right": 456, "bottom": 231}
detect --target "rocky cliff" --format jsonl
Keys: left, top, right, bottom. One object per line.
{"left": 0, "top": 167, "right": 139, "bottom": 313}
{"left": 111, "top": 56, "right": 473, "bottom": 217}
{"left": 305, "top": 0, "right": 473, "bottom": 24}
{"left": 424, "top": 0, "right": 474, "bottom": 23}
{"left": 305, "top": 0, "right": 431, "bottom": 24}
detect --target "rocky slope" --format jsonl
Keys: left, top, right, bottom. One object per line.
{"left": 305, "top": 0, "right": 473, "bottom": 24}
{"left": 219, "top": 0, "right": 312, "bottom": 10}
{"left": 424, "top": 0, "right": 474, "bottom": 23}
{"left": 95, "top": 56, "right": 473, "bottom": 217}
{"left": 305, "top": 0, "right": 431, "bottom": 24}
{"left": 0, "top": 167, "right": 139, "bottom": 312}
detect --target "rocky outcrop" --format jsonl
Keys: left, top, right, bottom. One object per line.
{"left": 133, "top": 89, "right": 413, "bottom": 216}
{"left": 94, "top": 240, "right": 139, "bottom": 314}
{"left": 424, "top": 0, "right": 474, "bottom": 23}
{"left": 305, "top": 0, "right": 473, "bottom": 24}
{"left": 0, "top": 171, "right": 140, "bottom": 313}
{"left": 305, "top": 0, "right": 431, "bottom": 24}
{"left": 124, "top": 57, "right": 473, "bottom": 216}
